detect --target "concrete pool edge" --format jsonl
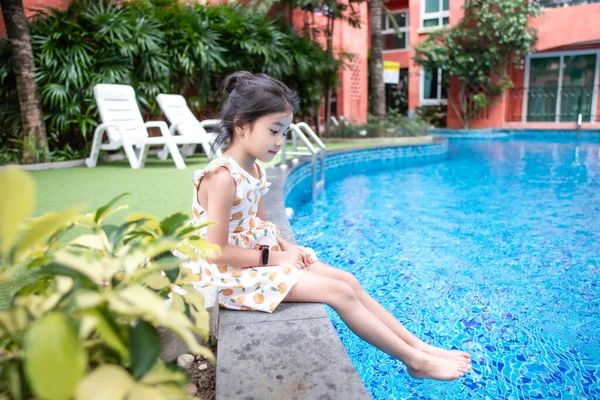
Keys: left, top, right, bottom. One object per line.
{"left": 215, "top": 138, "right": 449, "bottom": 400}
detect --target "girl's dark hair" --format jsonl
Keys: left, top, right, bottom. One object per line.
{"left": 213, "top": 71, "right": 299, "bottom": 151}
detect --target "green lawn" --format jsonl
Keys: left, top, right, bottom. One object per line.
{"left": 30, "top": 141, "right": 408, "bottom": 219}
{"left": 1, "top": 139, "right": 417, "bottom": 308}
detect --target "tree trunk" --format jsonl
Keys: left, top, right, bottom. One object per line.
{"left": 323, "top": 15, "right": 335, "bottom": 137}
{"left": 369, "top": 0, "right": 385, "bottom": 122}
{"left": 1, "top": 0, "right": 49, "bottom": 163}
{"left": 458, "top": 83, "right": 470, "bottom": 129}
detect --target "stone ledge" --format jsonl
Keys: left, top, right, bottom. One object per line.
{"left": 216, "top": 318, "right": 368, "bottom": 400}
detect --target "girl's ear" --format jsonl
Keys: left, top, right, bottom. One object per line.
{"left": 233, "top": 117, "right": 248, "bottom": 138}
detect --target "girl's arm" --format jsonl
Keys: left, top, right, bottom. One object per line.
{"left": 256, "top": 196, "right": 292, "bottom": 251}
{"left": 202, "top": 168, "right": 300, "bottom": 268}
{"left": 276, "top": 236, "right": 294, "bottom": 251}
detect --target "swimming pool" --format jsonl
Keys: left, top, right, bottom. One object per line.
{"left": 287, "top": 135, "right": 600, "bottom": 399}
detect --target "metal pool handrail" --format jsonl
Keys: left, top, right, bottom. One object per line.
{"left": 280, "top": 122, "right": 326, "bottom": 199}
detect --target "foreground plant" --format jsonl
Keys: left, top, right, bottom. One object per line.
{"left": 0, "top": 167, "right": 218, "bottom": 400}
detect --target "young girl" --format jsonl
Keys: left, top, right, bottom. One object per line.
{"left": 188, "top": 71, "right": 471, "bottom": 381}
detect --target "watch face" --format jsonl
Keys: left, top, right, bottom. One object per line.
{"left": 262, "top": 248, "right": 269, "bottom": 265}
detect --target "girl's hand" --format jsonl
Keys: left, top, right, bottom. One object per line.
{"left": 281, "top": 245, "right": 314, "bottom": 267}
{"left": 274, "top": 248, "right": 308, "bottom": 270}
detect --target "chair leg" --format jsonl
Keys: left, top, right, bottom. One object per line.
{"left": 166, "top": 141, "right": 186, "bottom": 169}
{"left": 201, "top": 141, "right": 214, "bottom": 159}
{"left": 185, "top": 144, "right": 197, "bottom": 157}
{"left": 157, "top": 144, "right": 170, "bottom": 160}
{"left": 137, "top": 144, "right": 150, "bottom": 168}
{"left": 122, "top": 140, "right": 141, "bottom": 169}
{"left": 86, "top": 128, "right": 104, "bottom": 167}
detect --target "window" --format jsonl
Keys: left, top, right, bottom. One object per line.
{"left": 526, "top": 52, "right": 598, "bottom": 122}
{"left": 420, "top": 68, "right": 448, "bottom": 105}
{"left": 421, "top": 0, "right": 450, "bottom": 29}
{"left": 382, "top": 10, "right": 409, "bottom": 51}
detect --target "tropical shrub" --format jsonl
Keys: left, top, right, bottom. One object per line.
{"left": 334, "top": 111, "right": 431, "bottom": 138}
{"left": 0, "top": 167, "right": 217, "bottom": 399}
{"left": 0, "top": 0, "right": 340, "bottom": 164}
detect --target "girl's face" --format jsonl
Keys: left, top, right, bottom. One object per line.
{"left": 238, "top": 111, "right": 293, "bottom": 163}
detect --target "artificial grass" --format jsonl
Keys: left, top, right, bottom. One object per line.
{"left": 1, "top": 139, "right": 412, "bottom": 308}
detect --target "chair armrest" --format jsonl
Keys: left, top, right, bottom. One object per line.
{"left": 94, "top": 123, "right": 121, "bottom": 134}
{"left": 145, "top": 121, "right": 171, "bottom": 136}
{"left": 198, "top": 119, "right": 221, "bottom": 129}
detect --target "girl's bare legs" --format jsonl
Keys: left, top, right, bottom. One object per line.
{"left": 308, "top": 261, "right": 471, "bottom": 363}
{"left": 283, "top": 270, "right": 471, "bottom": 380}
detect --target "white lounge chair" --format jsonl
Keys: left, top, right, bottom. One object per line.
{"left": 87, "top": 84, "right": 201, "bottom": 169}
{"left": 155, "top": 94, "right": 223, "bottom": 160}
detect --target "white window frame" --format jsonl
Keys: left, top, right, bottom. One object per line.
{"left": 522, "top": 49, "right": 600, "bottom": 123}
{"left": 419, "top": 67, "right": 448, "bottom": 106}
{"left": 420, "top": 0, "right": 450, "bottom": 31}
{"left": 382, "top": 9, "right": 409, "bottom": 53}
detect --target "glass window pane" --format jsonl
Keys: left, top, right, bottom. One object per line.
{"left": 527, "top": 57, "right": 560, "bottom": 122}
{"left": 560, "top": 54, "right": 596, "bottom": 122}
{"left": 443, "top": 0, "right": 449, "bottom": 10}
{"left": 383, "top": 32, "right": 406, "bottom": 50}
{"left": 425, "top": 0, "right": 439, "bottom": 13}
{"left": 424, "top": 68, "right": 438, "bottom": 99}
{"left": 381, "top": 13, "right": 387, "bottom": 30}
{"left": 394, "top": 12, "right": 407, "bottom": 28}
{"left": 423, "top": 18, "right": 439, "bottom": 28}
{"left": 442, "top": 16, "right": 450, "bottom": 25}
{"left": 441, "top": 70, "right": 448, "bottom": 99}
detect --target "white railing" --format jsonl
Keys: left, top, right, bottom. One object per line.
{"left": 280, "top": 122, "right": 326, "bottom": 199}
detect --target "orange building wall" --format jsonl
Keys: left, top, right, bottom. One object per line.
{"left": 380, "top": 0, "right": 411, "bottom": 70}
{"left": 446, "top": 2, "right": 600, "bottom": 129}
{"left": 0, "top": 0, "right": 71, "bottom": 35}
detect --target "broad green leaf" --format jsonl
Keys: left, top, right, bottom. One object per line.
{"left": 14, "top": 276, "right": 73, "bottom": 318}
{"left": 24, "top": 313, "right": 86, "bottom": 400}
{"left": 75, "top": 365, "right": 134, "bottom": 400}
{"left": 53, "top": 248, "right": 120, "bottom": 284}
{"left": 142, "top": 271, "right": 171, "bottom": 290}
{"left": 127, "top": 385, "right": 166, "bottom": 400}
{"left": 0, "top": 168, "right": 35, "bottom": 260}
{"left": 81, "top": 310, "right": 129, "bottom": 362}
{"left": 187, "top": 238, "right": 220, "bottom": 258}
{"left": 13, "top": 206, "right": 82, "bottom": 263}
{"left": 126, "top": 212, "right": 157, "bottom": 223}
{"left": 159, "top": 213, "right": 189, "bottom": 236}
{"left": 75, "top": 289, "right": 106, "bottom": 309}
{"left": 69, "top": 233, "right": 109, "bottom": 251}
{"left": 129, "top": 320, "right": 161, "bottom": 380}
{"left": 119, "top": 239, "right": 179, "bottom": 276}
{"left": 107, "top": 285, "right": 213, "bottom": 362}
{"left": 168, "top": 293, "right": 185, "bottom": 313}
{"left": 94, "top": 193, "right": 129, "bottom": 224}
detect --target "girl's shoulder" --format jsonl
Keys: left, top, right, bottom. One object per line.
{"left": 192, "top": 156, "right": 240, "bottom": 187}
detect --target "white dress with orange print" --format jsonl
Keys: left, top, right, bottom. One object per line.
{"left": 186, "top": 156, "right": 312, "bottom": 313}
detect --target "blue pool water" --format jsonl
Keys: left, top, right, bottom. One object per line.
{"left": 287, "top": 136, "right": 600, "bottom": 399}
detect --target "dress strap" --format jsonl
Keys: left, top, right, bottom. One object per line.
{"left": 192, "top": 157, "right": 245, "bottom": 197}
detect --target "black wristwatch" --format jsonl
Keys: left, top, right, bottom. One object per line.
{"left": 259, "top": 245, "right": 270, "bottom": 265}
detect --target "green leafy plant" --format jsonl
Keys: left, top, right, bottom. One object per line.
{"left": 413, "top": 0, "right": 539, "bottom": 128}
{"left": 415, "top": 105, "right": 447, "bottom": 128}
{"left": 0, "top": 0, "right": 339, "bottom": 165}
{"left": 334, "top": 111, "right": 430, "bottom": 138}
{"left": 0, "top": 167, "right": 218, "bottom": 399}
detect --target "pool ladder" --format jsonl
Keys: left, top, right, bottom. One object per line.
{"left": 280, "top": 122, "right": 326, "bottom": 199}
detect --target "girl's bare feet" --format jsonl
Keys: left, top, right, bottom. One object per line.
{"left": 415, "top": 343, "right": 471, "bottom": 363}
{"left": 406, "top": 352, "right": 471, "bottom": 381}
